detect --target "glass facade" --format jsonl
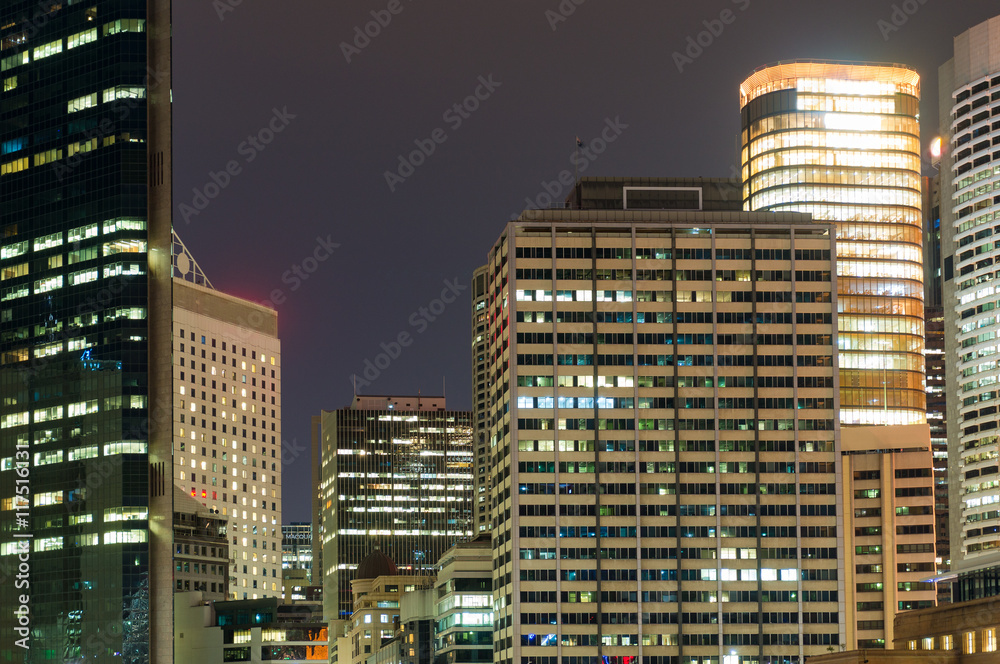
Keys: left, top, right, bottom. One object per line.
{"left": 740, "top": 61, "right": 925, "bottom": 427}
{"left": 489, "top": 211, "right": 844, "bottom": 664}
{"left": 282, "top": 522, "right": 313, "bottom": 573}
{"left": 0, "top": 2, "right": 172, "bottom": 662}
{"left": 318, "top": 401, "right": 474, "bottom": 621}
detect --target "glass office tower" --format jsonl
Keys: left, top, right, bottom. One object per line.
{"left": 317, "top": 396, "right": 474, "bottom": 622}
{"left": 0, "top": 2, "right": 173, "bottom": 663}
{"left": 741, "top": 61, "right": 925, "bottom": 427}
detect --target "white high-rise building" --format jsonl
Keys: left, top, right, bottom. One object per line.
{"left": 940, "top": 14, "right": 1000, "bottom": 602}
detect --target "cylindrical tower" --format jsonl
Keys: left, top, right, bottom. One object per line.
{"left": 741, "top": 61, "right": 925, "bottom": 426}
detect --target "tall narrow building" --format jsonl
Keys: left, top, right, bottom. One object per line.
{"left": 740, "top": 61, "right": 925, "bottom": 427}
{"left": 0, "top": 0, "right": 173, "bottom": 664}
{"left": 0, "top": 3, "right": 174, "bottom": 662}
{"left": 472, "top": 265, "right": 491, "bottom": 534}
{"left": 923, "top": 174, "right": 951, "bottom": 604}
{"left": 316, "top": 396, "right": 473, "bottom": 622}
{"left": 488, "top": 208, "right": 844, "bottom": 664}
{"left": 171, "top": 236, "right": 283, "bottom": 599}
{"left": 939, "top": 14, "right": 1000, "bottom": 602}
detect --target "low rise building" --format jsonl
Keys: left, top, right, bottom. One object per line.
{"left": 173, "top": 485, "right": 230, "bottom": 601}
{"left": 433, "top": 535, "right": 492, "bottom": 664}
{"left": 346, "top": 550, "right": 435, "bottom": 664}
{"left": 174, "top": 592, "right": 327, "bottom": 664}
{"left": 807, "top": 595, "right": 1000, "bottom": 663}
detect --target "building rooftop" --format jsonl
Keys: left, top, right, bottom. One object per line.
{"left": 356, "top": 549, "right": 398, "bottom": 580}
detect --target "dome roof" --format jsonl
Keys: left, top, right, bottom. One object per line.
{"left": 356, "top": 549, "right": 398, "bottom": 580}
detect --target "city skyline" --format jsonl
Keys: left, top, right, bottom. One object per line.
{"left": 4, "top": 2, "right": 1000, "bottom": 661}
{"left": 164, "top": 2, "right": 999, "bottom": 522}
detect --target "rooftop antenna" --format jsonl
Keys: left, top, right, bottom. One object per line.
{"left": 443, "top": 376, "right": 446, "bottom": 399}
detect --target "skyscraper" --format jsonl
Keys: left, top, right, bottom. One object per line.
{"left": 316, "top": 396, "right": 473, "bottom": 622}
{"left": 488, "top": 208, "right": 843, "bottom": 664}
{"left": 939, "top": 14, "right": 1000, "bottom": 601}
{"left": 923, "top": 174, "right": 951, "bottom": 604}
{"left": 0, "top": 2, "right": 173, "bottom": 662}
{"left": 740, "top": 61, "right": 925, "bottom": 427}
{"left": 171, "top": 240, "right": 283, "bottom": 600}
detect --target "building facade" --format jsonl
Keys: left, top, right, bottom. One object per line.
{"left": 317, "top": 396, "right": 474, "bottom": 621}
{"left": 283, "top": 521, "right": 314, "bottom": 580}
{"left": 433, "top": 535, "right": 492, "bottom": 664}
{"left": 923, "top": 173, "right": 951, "bottom": 604}
{"left": 0, "top": 2, "right": 174, "bottom": 662}
{"left": 840, "top": 424, "right": 938, "bottom": 648}
{"left": 939, "top": 14, "right": 1000, "bottom": 601}
{"left": 487, "top": 209, "right": 844, "bottom": 664}
{"left": 345, "top": 551, "right": 434, "bottom": 664}
{"left": 740, "top": 60, "right": 925, "bottom": 427}
{"left": 175, "top": 593, "right": 328, "bottom": 664}
{"left": 172, "top": 271, "right": 282, "bottom": 599}
{"left": 809, "top": 595, "right": 1000, "bottom": 663}
{"left": 472, "top": 266, "right": 491, "bottom": 535}
{"left": 173, "top": 485, "right": 230, "bottom": 601}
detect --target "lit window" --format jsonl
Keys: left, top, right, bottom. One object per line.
{"left": 33, "top": 39, "right": 63, "bottom": 60}
{"left": 965, "top": 632, "right": 975, "bottom": 654}
{"left": 67, "top": 93, "right": 98, "bottom": 113}
{"left": 67, "top": 28, "right": 98, "bottom": 49}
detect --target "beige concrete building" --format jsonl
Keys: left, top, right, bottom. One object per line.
{"left": 172, "top": 243, "right": 282, "bottom": 599}
{"left": 487, "top": 209, "right": 844, "bottom": 664}
{"left": 840, "top": 424, "right": 938, "bottom": 650}
{"left": 808, "top": 595, "right": 1000, "bottom": 663}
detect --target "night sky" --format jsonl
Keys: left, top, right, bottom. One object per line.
{"left": 170, "top": 1, "right": 998, "bottom": 522}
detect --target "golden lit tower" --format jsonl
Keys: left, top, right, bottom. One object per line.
{"left": 741, "top": 61, "right": 925, "bottom": 427}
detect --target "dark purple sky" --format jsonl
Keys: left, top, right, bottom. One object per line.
{"left": 171, "top": 1, "right": 998, "bottom": 521}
